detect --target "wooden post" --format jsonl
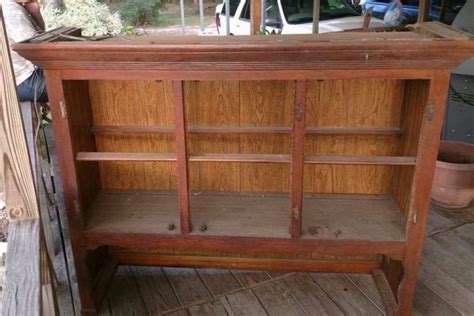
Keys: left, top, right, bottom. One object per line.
{"left": 395, "top": 71, "right": 452, "bottom": 313}
{"left": 312, "top": 0, "right": 320, "bottom": 33}
{"left": 251, "top": 0, "right": 262, "bottom": 34}
{"left": 289, "top": 80, "right": 306, "bottom": 238}
{"left": 417, "top": 0, "right": 429, "bottom": 22}
{"left": 0, "top": 8, "right": 57, "bottom": 316}
{"left": 172, "top": 81, "right": 191, "bottom": 234}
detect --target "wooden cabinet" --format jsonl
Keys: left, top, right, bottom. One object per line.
{"left": 14, "top": 23, "right": 474, "bottom": 315}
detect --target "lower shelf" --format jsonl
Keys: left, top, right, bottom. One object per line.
{"left": 85, "top": 190, "right": 406, "bottom": 241}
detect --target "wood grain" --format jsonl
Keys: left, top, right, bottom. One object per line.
{"left": 129, "top": 266, "right": 182, "bottom": 313}
{"left": 0, "top": 8, "right": 39, "bottom": 221}
{"left": 2, "top": 220, "right": 41, "bottom": 316}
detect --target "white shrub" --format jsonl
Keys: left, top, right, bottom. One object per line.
{"left": 42, "top": 0, "right": 123, "bottom": 36}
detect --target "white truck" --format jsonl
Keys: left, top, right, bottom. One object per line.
{"left": 215, "top": 0, "right": 385, "bottom": 35}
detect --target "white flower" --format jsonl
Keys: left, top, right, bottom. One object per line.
{"left": 42, "top": 0, "right": 123, "bottom": 36}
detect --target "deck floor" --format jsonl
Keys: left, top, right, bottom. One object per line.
{"left": 58, "top": 203, "right": 473, "bottom": 316}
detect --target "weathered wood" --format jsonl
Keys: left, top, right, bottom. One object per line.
{"left": 197, "top": 269, "right": 241, "bottom": 296}
{"left": 312, "top": 273, "right": 383, "bottom": 315}
{"left": 163, "top": 267, "right": 212, "bottom": 306}
{"left": 372, "top": 269, "right": 398, "bottom": 315}
{"left": 83, "top": 191, "right": 405, "bottom": 241}
{"left": 0, "top": 6, "right": 39, "bottom": 222}
{"left": 253, "top": 281, "right": 306, "bottom": 314}
{"left": 188, "top": 299, "right": 228, "bottom": 315}
{"left": 231, "top": 270, "right": 270, "bottom": 287}
{"left": 282, "top": 273, "right": 344, "bottom": 315}
{"left": 2, "top": 220, "right": 41, "bottom": 316}
{"left": 106, "top": 266, "right": 147, "bottom": 316}
{"left": 222, "top": 289, "right": 267, "bottom": 315}
{"left": 12, "top": 22, "right": 474, "bottom": 314}
{"left": 129, "top": 266, "right": 182, "bottom": 313}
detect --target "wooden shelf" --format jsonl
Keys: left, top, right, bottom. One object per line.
{"left": 189, "top": 153, "right": 290, "bottom": 163}
{"left": 77, "top": 152, "right": 415, "bottom": 166}
{"left": 84, "top": 191, "right": 405, "bottom": 242}
{"left": 91, "top": 125, "right": 403, "bottom": 136}
{"left": 304, "top": 156, "right": 416, "bottom": 165}
{"left": 76, "top": 152, "right": 177, "bottom": 162}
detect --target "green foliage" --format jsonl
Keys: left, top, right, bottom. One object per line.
{"left": 120, "top": 0, "right": 164, "bottom": 26}
{"left": 257, "top": 28, "right": 283, "bottom": 35}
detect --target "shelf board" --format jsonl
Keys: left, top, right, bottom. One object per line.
{"left": 91, "top": 125, "right": 403, "bottom": 136}
{"left": 189, "top": 153, "right": 291, "bottom": 163}
{"left": 304, "top": 156, "right": 416, "bottom": 165}
{"left": 76, "top": 152, "right": 176, "bottom": 162}
{"left": 86, "top": 191, "right": 181, "bottom": 235}
{"left": 77, "top": 152, "right": 415, "bottom": 165}
{"left": 85, "top": 191, "right": 405, "bottom": 242}
{"left": 302, "top": 194, "right": 405, "bottom": 241}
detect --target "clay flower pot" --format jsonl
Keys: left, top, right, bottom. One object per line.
{"left": 431, "top": 141, "right": 474, "bottom": 209}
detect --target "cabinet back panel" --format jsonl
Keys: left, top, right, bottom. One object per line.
{"left": 87, "top": 79, "right": 408, "bottom": 193}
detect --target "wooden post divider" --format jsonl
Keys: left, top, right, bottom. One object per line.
{"left": 289, "top": 80, "right": 307, "bottom": 238}
{"left": 172, "top": 80, "right": 192, "bottom": 234}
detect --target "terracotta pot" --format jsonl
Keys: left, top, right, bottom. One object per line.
{"left": 431, "top": 141, "right": 474, "bottom": 209}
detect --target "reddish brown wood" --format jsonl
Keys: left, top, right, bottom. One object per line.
{"left": 112, "top": 252, "right": 380, "bottom": 273}
{"left": 395, "top": 71, "right": 452, "bottom": 314}
{"left": 304, "top": 156, "right": 416, "bottom": 165}
{"left": 173, "top": 80, "right": 192, "bottom": 234}
{"left": 60, "top": 69, "right": 435, "bottom": 81}
{"left": 83, "top": 232, "right": 406, "bottom": 261}
{"left": 290, "top": 80, "right": 307, "bottom": 238}
{"left": 18, "top": 27, "right": 473, "bottom": 314}
{"left": 76, "top": 152, "right": 176, "bottom": 161}
{"left": 44, "top": 70, "right": 96, "bottom": 312}
{"left": 372, "top": 269, "right": 398, "bottom": 315}
{"left": 91, "top": 125, "right": 403, "bottom": 136}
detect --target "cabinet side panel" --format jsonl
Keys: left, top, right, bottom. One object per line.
{"left": 304, "top": 79, "right": 405, "bottom": 194}
{"left": 391, "top": 80, "right": 430, "bottom": 216}
{"left": 63, "top": 80, "right": 100, "bottom": 209}
{"left": 88, "top": 80, "right": 177, "bottom": 190}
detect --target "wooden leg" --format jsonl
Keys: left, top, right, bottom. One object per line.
{"left": 395, "top": 72, "right": 452, "bottom": 315}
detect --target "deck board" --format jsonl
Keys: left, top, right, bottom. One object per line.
{"left": 130, "top": 266, "right": 182, "bottom": 313}
{"left": 311, "top": 273, "right": 384, "bottom": 315}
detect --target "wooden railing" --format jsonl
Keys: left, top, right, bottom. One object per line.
{"left": 0, "top": 8, "right": 57, "bottom": 316}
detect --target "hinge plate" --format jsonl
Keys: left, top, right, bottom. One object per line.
{"left": 59, "top": 101, "right": 67, "bottom": 119}
{"left": 292, "top": 207, "right": 300, "bottom": 220}
{"left": 424, "top": 104, "right": 435, "bottom": 121}
{"left": 294, "top": 104, "right": 304, "bottom": 122}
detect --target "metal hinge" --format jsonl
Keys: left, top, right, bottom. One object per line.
{"left": 59, "top": 101, "right": 67, "bottom": 119}
{"left": 294, "top": 104, "right": 304, "bottom": 122}
{"left": 73, "top": 200, "right": 81, "bottom": 214}
{"left": 424, "top": 104, "right": 435, "bottom": 122}
{"left": 292, "top": 207, "right": 300, "bottom": 220}
{"left": 412, "top": 209, "right": 418, "bottom": 224}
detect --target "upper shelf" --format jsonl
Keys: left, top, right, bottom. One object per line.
{"left": 12, "top": 22, "right": 474, "bottom": 77}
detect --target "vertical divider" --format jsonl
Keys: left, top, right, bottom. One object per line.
{"left": 172, "top": 80, "right": 192, "bottom": 234}
{"left": 289, "top": 80, "right": 307, "bottom": 238}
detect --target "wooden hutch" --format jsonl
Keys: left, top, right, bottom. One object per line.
{"left": 14, "top": 23, "right": 474, "bottom": 315}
